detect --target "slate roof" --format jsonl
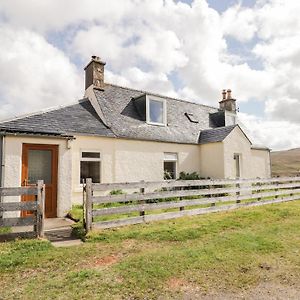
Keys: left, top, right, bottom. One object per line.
{"left": 0, "top": 83, "right": 242, "bottom": 145}
{"left": 93, "top": 84, "right": 220, "bottom": 144}
{"left": 199, "top": 125, "right": 237, "bottom": 144}
{"left": 0, "top": 99, "right": 115, "bottom": 137}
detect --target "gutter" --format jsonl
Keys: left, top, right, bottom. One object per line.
{"left": 0, "top": 130, "right": 75, "bottom": 140}
{"left": 251, "top": 145, "right": 271, "bottom": 151}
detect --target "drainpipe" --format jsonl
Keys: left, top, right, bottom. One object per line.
{"left": 0, "top": 135, "right": 4, "bottom": 219}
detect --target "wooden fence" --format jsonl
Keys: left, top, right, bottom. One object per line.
{"left": 84, "top": 177, "right": 300, "bottom": 231}
{"left": 0, "top": 180, "right": 45, "bottom": 242}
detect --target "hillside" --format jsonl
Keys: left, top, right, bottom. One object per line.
{"left": 271, "top": 148, "right": 300, "bottom": 177}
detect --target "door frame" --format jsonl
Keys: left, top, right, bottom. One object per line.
{"left": 21, "top": 143, "right": 58, "bottom": 218}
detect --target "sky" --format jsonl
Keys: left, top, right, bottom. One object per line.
{"left": 0, "top": 0, "right": 300, "bottom": 151}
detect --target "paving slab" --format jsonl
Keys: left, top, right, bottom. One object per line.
{"left": 51, "top": 239, "right": 83, "bottom": 247}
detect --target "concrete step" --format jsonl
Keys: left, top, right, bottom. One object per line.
{"left": 51, "top": 239, "right": 83, "bottom": 247}
{"left": 45, "top": 228, "right": 76, "bottom": 242}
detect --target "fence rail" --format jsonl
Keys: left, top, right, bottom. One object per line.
{"left": 84, "top": 177, "right": 300, "bottom": 231}
{"left": 0, "top": 180, "right": 45, "bottom": 242}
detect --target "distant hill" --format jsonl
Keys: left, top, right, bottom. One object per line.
{"left": 271, "top": 148, "right": 300, "bottom": 177}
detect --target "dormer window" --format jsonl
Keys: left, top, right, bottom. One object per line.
{"left": 146, "top": 95, "right": 167, "bottom": 126}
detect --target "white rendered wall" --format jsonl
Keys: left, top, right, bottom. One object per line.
{"left": 71, "top": 136, "right": 202, "bottom": 203}
{"left": 223, "top": 127, "right": 271, "bottom": 179}
{"left": 199, "top": 142, "right": 225, "bottom": 179}
{"left": 2, "top": 136, "right": 72, "bottom": 217}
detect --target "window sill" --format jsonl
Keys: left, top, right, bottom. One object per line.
{"left": 146, "top": 121, "right": 167, "bottom": 127}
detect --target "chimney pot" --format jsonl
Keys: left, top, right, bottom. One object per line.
{"left": 219, "top": 88, "right": 236, "bottom": 113}
{"left": 227, "top": 89, "right": 232, "bottom": 99}
{"left": 222, "top": 89, "right": 226, "bottom": 100}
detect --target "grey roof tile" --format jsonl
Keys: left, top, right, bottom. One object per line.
{"left": 0, "top": 84, "right": 243, "bottom": 145}
{"left": 94, "top": 84, "right": 219, "bottom": 144}
{"left": 0, "top": 99, "right": 115, "bottom": 137}
{"left": 199, "top": 125, "right": 237, "bottom": 144}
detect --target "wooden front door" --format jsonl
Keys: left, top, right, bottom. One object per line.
{"left": 22, "top": 144, "right": 58, "bottom": 218}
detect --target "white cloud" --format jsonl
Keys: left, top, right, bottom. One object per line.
{"left": 221, "top": 4, "right": 257, "bottom": 42}
{"left": 0, "top": 0, "right": 135, "bottom": 33}
{"left": 0, "top": 26, "right": 82, "bottom": 119}
{"left": 239, "top": 112, "right": 300, "bottom": 151}
{"left": 0, "top": 0, "right": 300, "bottom": 150}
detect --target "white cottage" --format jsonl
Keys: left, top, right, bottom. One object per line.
{"left": 0, "top": 56, "right": 270, "bottom": 218}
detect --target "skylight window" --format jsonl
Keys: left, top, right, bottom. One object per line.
{"left": 146, "top": 95, "right": 167, "bottom": 126}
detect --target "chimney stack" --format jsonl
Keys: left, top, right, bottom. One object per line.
{"left": 219, "top": 89, "right": 237, "bottom": 113}
{"left": 84, "top": 56, "right": 106, "bottom": 90}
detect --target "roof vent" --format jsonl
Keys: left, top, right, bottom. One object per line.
{"left": 185, "top": 113, "right": 199, "bottom": 123}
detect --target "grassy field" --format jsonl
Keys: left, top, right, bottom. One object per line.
{"left": 2, "top": 201, "right": 300, "bottom": 299}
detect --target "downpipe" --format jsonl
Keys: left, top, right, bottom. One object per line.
{"left": 0, "top": 135, "right": 4, "bottom": 218}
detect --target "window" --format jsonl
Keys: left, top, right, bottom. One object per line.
{"left": 80, "top": 151, "right": 101, "bottom": 183}
{"left": 164, "top": 152, "right": 177, "bottom": 180}
{"left": 234, "top": 153, "right": 241, "bottom": 178}
{"left": 146, "top": 96, "right": 167, "bottom": 125}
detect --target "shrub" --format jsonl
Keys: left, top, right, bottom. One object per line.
{"left": 110, "top": 189, "right": 124, "bottom": 195}
{"left": 178, "top": 171, "right": 201, "bottom": 180}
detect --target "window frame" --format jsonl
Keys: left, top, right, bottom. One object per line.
{"left": 163, "top": 152, "right": 178, "bottom": 180}
{"left": 80, "top": 150, "right": 101, "bottom": 185}
{"left": 146, "top": 95, "right": 167, "bottom": 126}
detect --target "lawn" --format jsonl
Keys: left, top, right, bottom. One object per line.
{"left": 1, "top": 201, "right": 300, "bottom": 299}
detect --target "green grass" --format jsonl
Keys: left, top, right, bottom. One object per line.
{"left": 0, "top": 226, "right": 11, "bottom": 234}
{"left": 2, "top": 201, "right": 300, "bottom": 299}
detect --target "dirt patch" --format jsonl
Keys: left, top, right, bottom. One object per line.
{"left": 167, "top": 278, "right": 189, "bottom": 289}
{"left": 166, "top": 277, "right": 203, "bottom": 296}
{"left": 93, "top": 255, "right": 119, "bottom": 267}
{"left": 180, "top": 282, "right": 300, "bottom": 299}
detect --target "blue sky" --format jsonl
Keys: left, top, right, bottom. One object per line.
{"left": 0, "top": 0, "right": 300, "bottom": 150}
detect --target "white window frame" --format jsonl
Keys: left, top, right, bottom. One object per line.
{"left": 163, "top": 152, "right": 178, "bottom": 180}
{"left": 80, "top": 150, "right": 101, "bottom": 185}
{"left": 146, "top": 95, "right": 167, "bottom": 126}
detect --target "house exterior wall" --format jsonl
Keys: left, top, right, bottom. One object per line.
{"left": 199, "top": 142, "right": 225, "bottom": 178}
{"left": 2, "top": 130, "right": 271, "bottom": 217}
{"left": 223, "top": 127, "right": 271, "bottom": 179}
{"left": 71, "top": 136, "right": 202, "bottom": 203}
{"left": 250, "top": 148, "right": 271, "bottom": 178}
{"left": 2, "top": 136, "right": 72, "bottom": 217}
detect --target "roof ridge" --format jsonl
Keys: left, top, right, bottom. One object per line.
{"left": 0, "top": 98, "right": 89, "bottom": 124}
{"left": 104, "top": 83, "right": 219, "bottom": 110}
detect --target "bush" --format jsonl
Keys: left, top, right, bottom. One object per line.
{"left": 110, "top": 189, "right": 124, "bottom": 195}
{"left": 179, "top": 171, "right": 202, "bottom": 180}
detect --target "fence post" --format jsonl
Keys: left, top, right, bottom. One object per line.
{"left": 257, "top": 182, "right": 262, "bottom": 201}
{"left": 274, "top": 181, "right": 279, "bottom": 199}
{"left": 85, "top": 178, "right": 93, "bottom": 232}
{"left": 36, "top": 180, "right": 45, "bottom": 238}
{"left": 180, "top": 186, "right": 185, "bottom": 211}
{"left": 210, "top": 184, "right": 216, "bottom": 207}
{"left": 236, "top": 182, "right": 241, "bottom": 203}
{"left": 139, "top": 180, "right": 145, "bottom": 217}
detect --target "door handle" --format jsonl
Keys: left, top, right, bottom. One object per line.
{"left": 24, "top": 178, "right": 28, "bottom": 186}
